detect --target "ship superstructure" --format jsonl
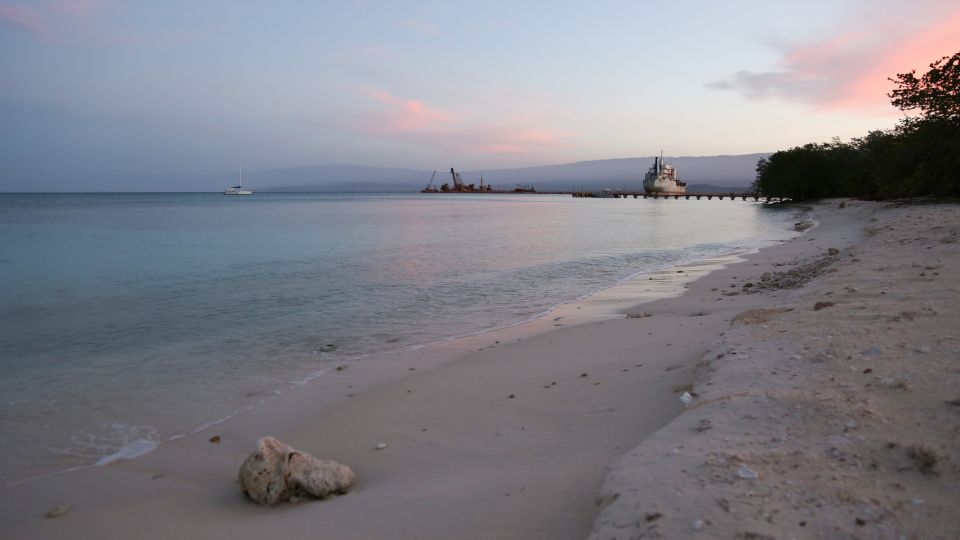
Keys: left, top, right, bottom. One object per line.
{"left": 643, "top": 152, "right": 686, "bottom": 194}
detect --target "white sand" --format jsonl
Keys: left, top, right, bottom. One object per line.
{"left": 5, "top": 200, "right": 953, "bottom": 539}
{"left": 590, "top": 201, "right": 960, "bottom": 539}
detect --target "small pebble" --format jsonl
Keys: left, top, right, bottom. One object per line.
{"left": 208, "top": 435, "right": 221, "bottom": 444}
{"left": 691, "top": 518, "right": 704, "bottom": 531}
{"left": 46, "top": 506, "right": 69, "bottom": 519}
{"left": 375, "top": 442, "right": 387, "bottom": 450}
{"left": 737, "top": 464, "right": 759, "bottom": 480}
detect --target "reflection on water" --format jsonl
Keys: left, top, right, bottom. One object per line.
{"left": 0, "top": 192, "right": 797, "bottom": 483}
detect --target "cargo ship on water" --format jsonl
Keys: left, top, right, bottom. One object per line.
{"left": 643, "top": 153, "right": 686, "bottom": 194}
{"left": 422, "top": 168, "right": 534, "bottom": 193}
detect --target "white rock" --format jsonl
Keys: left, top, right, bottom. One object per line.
{"left": 691, "top": 518, "right": 705, "bottom": 530}
{"left": 238, "top": 436, "right": 355, "bottom": 506}
{"left": 736, "top": 464, "right": 759, "bottom": 480}
{"left": 375, "top": 442, "right": 388, "bottom": 450}
{"left": 679, "top": 392, "right": 693, "bottom": 406}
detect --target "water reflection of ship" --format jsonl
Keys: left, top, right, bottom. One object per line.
{"left": 422, "top": 168, "right": 533, "bottom": 193}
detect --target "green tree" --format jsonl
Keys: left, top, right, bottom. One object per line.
{"left": 756, "top": 50, "right": 960, "bottom": 200}
{"left": 888, "top": 51, "right": 960, "bottom": 121}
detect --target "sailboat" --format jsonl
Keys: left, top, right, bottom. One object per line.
{"left": 224, "top": 157, "right": 253, "bottom": 195}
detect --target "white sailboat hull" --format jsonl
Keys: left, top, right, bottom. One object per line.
{"left": 224, "top": 157, "right": 254, "bottom": 195}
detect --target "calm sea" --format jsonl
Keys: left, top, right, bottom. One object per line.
{"left": 0, "top": 192, "right": 797, "bottom": 483}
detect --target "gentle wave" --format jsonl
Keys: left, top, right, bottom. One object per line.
{"left": 0, "top": 193, "right": 799, "bottom": 484}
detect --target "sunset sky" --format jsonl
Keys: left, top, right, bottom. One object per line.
{"left": 1, "top": 0, "right": 958, "bottom": 189}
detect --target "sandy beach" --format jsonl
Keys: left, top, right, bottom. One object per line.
{"left": 3, "top": 200, "right": 956, "bottom": 539}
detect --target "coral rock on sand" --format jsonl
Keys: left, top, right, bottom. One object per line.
{"left": 238, "top": 437, "right": 355, "bottom": 506}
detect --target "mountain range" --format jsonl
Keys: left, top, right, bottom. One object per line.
{"left": 78, "top": 153, "right": 769, "bottom": 193}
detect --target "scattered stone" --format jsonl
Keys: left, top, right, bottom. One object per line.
{"left": 508, "top": 394, "right": 515, "bottom": 399}
{"left": 45, "top": 506, "right": 69, "bottom": 519}
{"left": 915, "top": 346, "right": 930, "bottom": 353}
{"left": 906, "top": 446, "right": 939, "bottom": 475}
{"left": 335, "top": 365, "right": 345, "bottom": 371}
{"left": 731, "top": 307, "right": 793, "bottom": 326}
{"left": 627, "top": 312, "right": 651, "bottom": 319}
{"left": 691, "top": 518, "right": 705, "bottom": 531}
{"left": 580, "top": 372, "right": 589, "bottom": 378}
{"left": 828, "top": 248, "right": 840, "bottom": 256}
{"left": 693, "top": 419, "right": 712, "bottom": 433}
{"left": 679, "top": 392, "right": 693, "bottom": 406}
{"left": 814, "top": 301, "right": 835, "bottom": 311}
{"left": 881, "top": 378, "right": 909, "bottom": 390}
{"left": 238, "top": 437, "right": 355, "bottom": 506}
{"left": 375, "top": 442, "right": 388, "bottom": 451}
{"left": 209, "top": 435, "right": 221, "bottom": 444}
{"left": 736, "top": 464, "right": 759, "bottom": 480}
{"left": 151, "top": 473, "right": 166, "bottom": 480}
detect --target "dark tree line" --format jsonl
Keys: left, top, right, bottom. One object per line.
{"left": 754, "top": 51, "right": 960, "bottom": 200}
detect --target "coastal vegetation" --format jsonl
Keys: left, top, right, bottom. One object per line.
{"left": 754, "top": 51, "right": 960, "bottom": 200}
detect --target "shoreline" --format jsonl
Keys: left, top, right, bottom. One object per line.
{"left": 7, "top": 225, "right": 796, "bottom": 489}
{"left": 2, "top": 202, "right": 871, "bottom": 539}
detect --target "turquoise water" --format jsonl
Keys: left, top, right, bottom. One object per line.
{"left": 0, "top": 192, "right": 797, "bottom": 483}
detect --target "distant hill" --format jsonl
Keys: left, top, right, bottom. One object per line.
{"left": 257, "top": 154, "right": 768, "bottom": 193}
{"left": 454, "top": 154, "right": 768, "bottom": 193}
{"left": 76, "top": 154, "right": 768, "bottom": 192}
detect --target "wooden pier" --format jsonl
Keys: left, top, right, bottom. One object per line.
{"left": 570, "top": 191, "right": 782, "bottom": 203}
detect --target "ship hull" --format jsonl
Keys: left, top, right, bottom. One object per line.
{"left": 643, "top": 178, "right": 686, "bottom": 194}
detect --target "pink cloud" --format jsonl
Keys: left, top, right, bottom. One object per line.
{"left": 350, "top": 89, "right": 575, "bottom": 156}
{"left": 0, "top": 3, "right": 50, "bottom": 39}
{"left": 365, "top": 89, "right": 453, "bottom": 132}
{"left": 708, "top": 8, "right": 960, "bottom": 115}
{"left": 0, "top": 0, "right": 105, "bottom": 41}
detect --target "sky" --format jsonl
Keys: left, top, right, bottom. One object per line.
{"left": 1, "top": 0, "right": 958, "bottom": 190}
